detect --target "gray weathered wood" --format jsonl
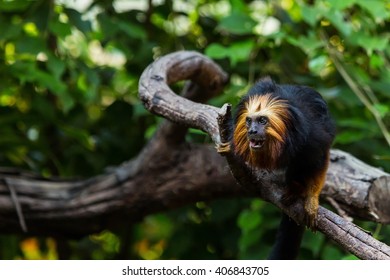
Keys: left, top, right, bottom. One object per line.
{"left": 140, "top": 51, "right": 390, "bottom": 259}
{"left": 0, "top": 50, "right": 389, "bottom": 259}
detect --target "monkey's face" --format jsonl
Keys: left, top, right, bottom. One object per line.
{"left": 246, "top": 115, "right": 268, "bottom": 150}
{"left": 243, "top": 94, "right": 289, "bottom": 150}
{"left": 233, "top": 94, "right": 291, "bottom": 169}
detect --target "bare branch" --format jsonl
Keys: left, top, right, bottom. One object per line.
{"left": 139, "top": 51, "right": 390, "bottom": 259}
{"left": 0, "top": 142, "right": 240, "bottom": 237}
{"left": 138, "top": 51, "right": 228, "bottom": 144}
{"left": 0, "top": 50, "right": 389, "bottom": 260}
{"left": 216, "top": 105, "right": 390, "bottom": 259}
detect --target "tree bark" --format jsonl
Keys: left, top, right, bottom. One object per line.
{"left": 139, "top": 51, "right": 390, "bottom": 260}
{"left": 0, "top": 51, "right": 389, "bottom": 259}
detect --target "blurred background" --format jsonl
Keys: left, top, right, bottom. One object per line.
{"left": 0, "top": 0, "right": 389, "bottom": 259}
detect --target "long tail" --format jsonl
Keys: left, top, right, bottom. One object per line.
{"left": 268, "top": 213, "right": 305, "bottom": 260}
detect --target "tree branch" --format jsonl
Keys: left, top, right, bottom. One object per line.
{"left": 138, "top": 50, "right": 229, "bottom": 144}
{"left": 138, "top": 51, "right": 390, "bottom": 259}
{"left": 216, "top": 105, "right": 390, "bottom": 260}
{"left": 0, "top": 51, "right": 389, "bottom": 260}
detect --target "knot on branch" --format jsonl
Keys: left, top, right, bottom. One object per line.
{"left": 216, "top": 103, "right": 233, "bottom": 155}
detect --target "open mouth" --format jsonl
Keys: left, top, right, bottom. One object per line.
{"left": 249, "top": 138, "right": 265, "bottom": 149}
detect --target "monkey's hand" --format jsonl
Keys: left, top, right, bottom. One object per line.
{"left": 216, "top": 142, "right": 231, "bottom": 154}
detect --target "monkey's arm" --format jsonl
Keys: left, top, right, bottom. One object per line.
{"left": 284, "top": 150, "right": 330, "bottom": 229}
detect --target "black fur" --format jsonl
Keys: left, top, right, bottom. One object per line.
{"left": 234, "top": 77, "right": 336, "bottom": 259}
{"left": 268, "top": 214, "right": 305, "bottom": 260}
{"left": 237, "top": 77, "right": 335, "bottom": 186}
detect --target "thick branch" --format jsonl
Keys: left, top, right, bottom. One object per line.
{"left": 139, "top": 51, "right": 390, "bottom": 259}
{"left": 0, "top": 141, "right": 240, "bottom": 237}
{"left": 138, "top": 51, "right": 229, "bottom": 144}
{"left": 217, "top": 107, "right": 390, "bottom": 259}
{"left": 0, "top": 51, "right": 389, "bottom": 260}
{"left": 325, "top": 150, "right": 390, "bottom": 223}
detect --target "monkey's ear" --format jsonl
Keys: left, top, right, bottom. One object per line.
{"left": 249, "top": 76, "right": 276, "bottom": 95}
{"left": 255, "top": 76, "right": 275, "bottom": 88}
{"left": 259, "top": 76, "right": 273, "bottom": 82}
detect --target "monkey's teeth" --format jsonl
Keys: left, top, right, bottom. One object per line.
{"left": 250, "top": 139, "right": 264, "bottom": 148}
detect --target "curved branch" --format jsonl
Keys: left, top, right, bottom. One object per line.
{"left": 0, "top": 51, "right": 389, "bottom": 260}
{"left": 138, "top": 51, "right": 229, "bottom": 144}
{"left": 217, "top": 104, "right": 389, "bottom": 259}
{"left": 139, "top": 50, "right": 390, "bottom": 259}
{"left": 0, "top": 140, "right": 240, "bottom": 237}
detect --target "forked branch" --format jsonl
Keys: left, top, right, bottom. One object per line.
{"left": 0, "top": 51, "right": 389, "bottom": 260}
{"left": 139, "top": 51, "right": 390, "bottom": 260}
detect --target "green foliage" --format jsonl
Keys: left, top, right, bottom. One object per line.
{"left": 0, "top": 0, "right": 389, "bottom": 260}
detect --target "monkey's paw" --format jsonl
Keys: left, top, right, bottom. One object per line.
{"left": 304, "top": 198, "right": 319, "bottom": 231}
{"left": 216, "top": 142, "right": 231, "bottom": 154}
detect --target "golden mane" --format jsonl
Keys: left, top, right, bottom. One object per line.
{"left": 233, "top": 94, "right": 291, "bottom": 169}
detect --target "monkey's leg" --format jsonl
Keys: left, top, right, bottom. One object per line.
{"left": 303, "top": 155, "right": 329, "bottom": 230}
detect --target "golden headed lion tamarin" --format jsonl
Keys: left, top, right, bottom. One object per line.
{"left": 233, "top": 77, "right": 335, "bottom": 229}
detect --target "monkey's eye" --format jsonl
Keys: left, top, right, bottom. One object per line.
{"left": 245, "top": 117, "right": 252, "bottom": 126}
{"left": 258, "top": 116, "right": 268, "bottom": 125}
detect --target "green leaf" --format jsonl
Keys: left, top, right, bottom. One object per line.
{"left": 97, "top": 14, "right": 119, "bottom": 37}
{"left": 145, "top": 125, "right": 157, "bottom": 140}
{"left": 30, "top": 69, "right": 67, "bottom": 95}
{"left": 10, "top": 61, "right": 72, "bottom": 111}
{"left": 356, "top": 0, "right": 390, "bottom": 22}
{"left": 338, "top": 118, "right": 372, "bottom": 129}
{"left": 373, "top": 103, "right": 389, "bottom": 118}
{"left": 0, "top": 20, "right": 22, "bottom": 40}
{"left": 370, "top": 53, "right": 385, "bottom": 69}
{"left": 60, "top": 125, "right": 94, "bottom": 150}
{"left": 321, "top": 245, "right": 344, "bottom": 260}
{"left": 238, "top": 229, "right": 262, "bottom": 252}
{"left": 325, "top": 8, "right": 352, "bottom": 36}
{"left": 230, "top": 0, "right": 247, "bottom": 13}
{"left": 308, "top": 55, "right": 328, "bottom": 76}
{"left": 205, "top": 43, "right": 228, "bottom": 59}
{"left": 65, "top": 8, "right": 92, "bottom": 33}
{"left": 228, "top": 41, "right": 254, "bottom": 65}
{"left": 15, "top": 36, "right": 46, "bottom": 55}
{"left": 83, "top": 68, "right": 100, "bottom": 102}
{"left": 217, "top": 11, "right": 256, "bottom": 35}
{"left": 237, "top": 209, "right": 262, "bottom": 233}
{"left": 117, "top": 21, "right": 146, "bottom": 40}
{"left": 301, "top": 230, "right": 325, "bottom": 256}
{"left": 335, "top": 130, "right": 370, "bottom": 144}
{"left": 205, "top": 40, "right": 254, "bottom": 66}
{"left": 347, "top": 33, "right": 389, "bottom": 54}
{"left": 301, "top": 4, "right": 322, "bottom": 26}
{"left": 371, "top": 77, "right": 390, "bottom": 98}
{"left": 0, "top": 0, "right": 32, "bottom": 12}
{"left": 342, "top": 254, "right": 359, "bottom": 260}
{"left": 327, "top": 0, "right": 357, "bottom": 10}
{"left": 49, "top": 20, "right": 72, "bottom": 37}
{"left": 47, "top": 54, "right": 66, "bottom": 79}
{"left": 287, "top": 32, "right": 324, "bottom": 54}
{"left": 31, "top": 94, "right": 56, "bottom": 121}
{"left": 57, "top": 92, "right": 76, "bottom": 113}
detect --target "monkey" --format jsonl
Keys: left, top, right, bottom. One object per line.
{"left": 232, "top": 77, "right": 335, "bottom": 259}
